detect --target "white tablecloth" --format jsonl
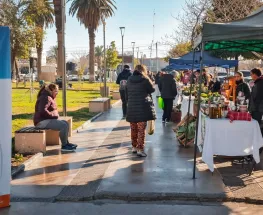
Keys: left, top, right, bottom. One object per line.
{"left": 181, "top": 96, "right": 195, "bottom": 118}
{"left": 197, "top": 114, "right": 263, "bottom": 172}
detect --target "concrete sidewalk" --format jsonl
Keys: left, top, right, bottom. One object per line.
{"left": 11, "top": 98, "right": 229, "bottom": 203}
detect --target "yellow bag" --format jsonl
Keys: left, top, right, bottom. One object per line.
{"left": 147, "top": 120, "right": 155, "bottom": 135}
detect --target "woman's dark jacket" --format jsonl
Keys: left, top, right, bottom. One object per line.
{"left": 33, "top": 89, "right": 59, "bottom": 126}
{"left": 236, "top": 80, "right": 251, "bottom": 100}
{"left": 249, "top": 76, "right": 263, "bottom": 113}
{"left": 158, "top": 74, "right": 177, "bottom": 99}
{"left": 126, "top": 71, "right": 156, "bottom": 123}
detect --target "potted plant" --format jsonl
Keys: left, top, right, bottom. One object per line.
{"left": 171, "top": 104, "right": 182, "bottom": 123}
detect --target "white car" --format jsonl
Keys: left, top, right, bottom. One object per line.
{"left": 82, "top": 75, "right": 89, "bottom": 81}
{"left": 239, "top": 70, "right": 252, "bottom": 82}
{"left": 24, "top": 73, "right": 37, "bottom": 81}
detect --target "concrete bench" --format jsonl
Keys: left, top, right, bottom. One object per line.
{"left": 89, "top": 98, "right": 111, "bottom": 113}
{"left": 15, "top": 127, "right": 61, "bottom": 154}
{"left": 112, "top": 91, "right": 121, "bottom": 100}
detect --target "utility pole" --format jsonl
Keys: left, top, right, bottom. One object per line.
{"left": 141, "top": 52, "right": 143, "bottom": 64}
{"left": 156, "top": 42, "right": 158, "bottom": 73}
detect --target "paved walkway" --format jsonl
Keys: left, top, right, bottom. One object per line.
{"left": 11, "top": 98, "right": 228, "bottom": 202}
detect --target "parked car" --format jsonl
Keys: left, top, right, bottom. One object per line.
{"left": 239, "top": 70, "right": 252, "bottom": 82}
{"left": 24, "top": 73, "right": 37, "bottom": 81}
{"left": 71, "top": 75, "right": 79, "bottom": 81}
{"left": 82, "top": 75, "right": 89, "bottom": 81}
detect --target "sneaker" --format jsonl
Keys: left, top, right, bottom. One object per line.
{"left": 132, "top": 147, "right": 137, "bottom": 154}
{"left": 137, "top": 150, "right": 147, "bottom": 157}
{"left": 68, "top": 143, "right": 78, "bottom": 148}
{"left": 61, "top": 144, "right": 75, "bottom": 152}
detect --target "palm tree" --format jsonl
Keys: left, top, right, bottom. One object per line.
{"left": 69, "top": 0, "right": 116, "bottom": 82}
{"left": 24, "top": 0, "right": 54, "bottom": 78}
{"left": 95, "top": 45, "right": 104, "bottom": 70}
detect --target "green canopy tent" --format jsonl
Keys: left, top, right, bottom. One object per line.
{"left": 192, "top": 6, "right": 263, "bottom": 179}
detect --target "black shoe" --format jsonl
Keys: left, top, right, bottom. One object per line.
{"left": 61, "top": 144, "right": 75, "bottom": 152}
{"left": 68, "top": 143, "right": 78, "bottom": 148}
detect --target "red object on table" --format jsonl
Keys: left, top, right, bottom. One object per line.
{"left": 227, "top": 111, "right": 252, "bottom": 123}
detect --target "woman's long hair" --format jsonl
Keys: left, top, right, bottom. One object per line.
{"left": 37, "top": 83, "right": 58, "bottom": 98}
{"left": 135, "top": 64, "right": 154, "bottom": 85}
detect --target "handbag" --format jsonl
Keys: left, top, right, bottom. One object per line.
{"left": 158, "top": 97, "right": 164, "bottom": 109}
{"left": 147, "top": 120, "right": 155, "bottom": 135}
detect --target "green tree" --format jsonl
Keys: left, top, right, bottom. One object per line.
{"left": 69, "top": 0, "right": 117, "bottom": 82}
{"left": 206, "top": 0, "right": 263, "bottom": 70}
{"left": 47, "top": 45, "right": 58, "bottom": 64}
{"left": 95, "top": 45, "right": 104, "bottom": 70}
{"left": 166, "top": 41, "right": 192, "bottom": 59}
{"left": 24, "top": 0, "right": 54, "bottom": 77}
{"left": 0, "top": 0, "right": 35, "bottom": 79}
{"left": 106, "top": 41, "right": 121, "bottom": 70}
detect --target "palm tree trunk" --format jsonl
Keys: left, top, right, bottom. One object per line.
{"left": 37, "top": 42, "right": 43, "bottom": 81}
{"left": 88, "top": 27, "right": 95, "bottom": 82}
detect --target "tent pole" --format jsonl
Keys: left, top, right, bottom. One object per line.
{"left": 193, "top": 42, "right": 204, "bottom": 179}
{"left": 184, "top": 49, "right": 196, "bottom": 147}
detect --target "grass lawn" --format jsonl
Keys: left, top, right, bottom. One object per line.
{"left": 12, "top": 82, "right": 119, "bottom": 135}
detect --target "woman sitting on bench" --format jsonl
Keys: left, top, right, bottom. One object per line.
{"left": 33, "top": 83, "right": 77, "bottom": 152}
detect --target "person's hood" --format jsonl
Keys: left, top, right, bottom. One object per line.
{"left": 39, "top": 88, "right": 54, "bottom": 99}
{"left": 129, "top": 71, "right": 146, "bottom": 83}
{"left": 162, "top": 73, "right": 174, "bottom": 81}
{"left": 122, "top": 68, "right": 131, "bottom": 74}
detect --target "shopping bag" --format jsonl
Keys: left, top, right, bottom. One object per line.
{"left": 158, "top": 97, "right": 164, "bottom": 109}
{"left": 147, "top": 120, "right": 155, "bottom": 135}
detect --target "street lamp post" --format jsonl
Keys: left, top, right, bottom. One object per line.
{"left": 136, "top": 47, "right": 139, "bottom": 64}
{"left": 131, "top": 42, "right": 135, "bottom": 70}
{"left": 141, "top": 52, "right": 143, "bottom": 64}
{"left": 100, "top": 7, "right": 107, "bottom": 97}
{"left": 102, "top": 18, "right": 107, "bottom": 97}
{"left": 120, "top": 27, "right": 125, "bottom": 71}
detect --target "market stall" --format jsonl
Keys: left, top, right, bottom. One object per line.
{"left": 193, "top": 6, "right": 263, "bottom": 177}
{"left": 197, "top": 112, "right": 263, "bottom": 172}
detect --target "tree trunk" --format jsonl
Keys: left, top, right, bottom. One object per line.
{"left": 11, "top": 51, "right": 16, "bottom": 81}
{"left": 37, "top": 43, "right": 43, "bottom": 81}
{"left": 88, "top": 27, "right": 95, "bottom": 82}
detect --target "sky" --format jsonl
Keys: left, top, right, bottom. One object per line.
{"left": 43, "top": 0, "right": 186, "bottom": 59}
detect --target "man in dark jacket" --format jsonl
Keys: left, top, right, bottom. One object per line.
{"left": 249, "top": 68, "right": 263, "bottom": 135}
{"left": 159, "top": 72, "right": 177, "bottom": 123}
{"left": 116, "top": 65, "right": 132, "bottom": 117}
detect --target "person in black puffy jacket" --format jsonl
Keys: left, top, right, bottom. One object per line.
{"left": 126, "top": 65, "right": 156, "bottom": 157}
{"left": 116, "top": 65, "right": 132, "bottom": 117}
{"left": 159, "top": 72, "right": 177, "bottom": 123}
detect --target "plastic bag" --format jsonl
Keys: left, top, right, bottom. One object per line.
{"left": 147, "top": 120, "right": 155, "bottom": 135}
{"left": 158, "top": 97, "right": 164, "bottom": 109}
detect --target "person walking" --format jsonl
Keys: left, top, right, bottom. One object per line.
{"left": 159, "top": 71, "right": 177, "bottom": 123}
{"left": 155, "top": 71, "right": 161, "bottom": 97}
{"left": 126, "top": 65, "right": 156, "bottom": 157}
{"left": 33, "top": 84, "right": 77, "bottom": 152}
{"left": 116, "top": 65, "right": 132, "bottom": 118}
{"left": 249, "top": 68, "right": 263, "bottom": 135}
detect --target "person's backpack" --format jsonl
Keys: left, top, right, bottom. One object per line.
{"left": 119, "top": 79, "right": 127, "bottom": 90}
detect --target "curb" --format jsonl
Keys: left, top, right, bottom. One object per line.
{"left": 12, "top": 152, "right": 43, "bottom": 179}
